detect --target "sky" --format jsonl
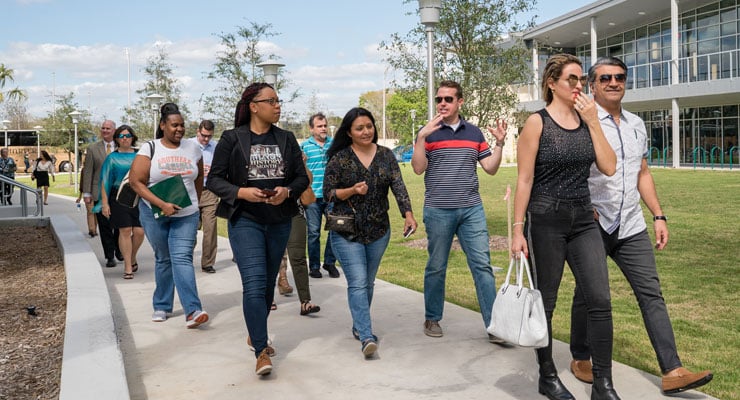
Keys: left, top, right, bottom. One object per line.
{"left": 0, "top": 0, "right": 593, "bottom": 126}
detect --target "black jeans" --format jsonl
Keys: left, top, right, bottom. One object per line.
{"left": 570, "top": 227, "right": 682, "bottom": 374}
{"left": 526, "top": 196, "right": 613, "bottom": 378}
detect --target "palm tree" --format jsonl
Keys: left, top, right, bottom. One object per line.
{"left": 0, "top": 63, "right": 25, "bottom": 103}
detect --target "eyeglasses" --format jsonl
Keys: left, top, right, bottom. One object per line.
{"left": 434, "top": 96, "right": 456, "bottom": 104}
{"left": 252, "top": 98, "right": 283, "bottom": 106}
{"left": 557, "top": 74, "right": 589, "bottom": 87}
{"left": 198, "top": 132, "right": 214, "bottom": 139}
{"left": 598, "top": 73, "right": 627, "bottom": 84}
{"left": 118, "top": 134, "right": 133, "bottom": 138}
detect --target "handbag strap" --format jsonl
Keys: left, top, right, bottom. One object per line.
{"left": 517, "top": 252, "right": 535, "bottom": 290}
{"left": 327, "top": 190, "right": 355, "bottom": 213}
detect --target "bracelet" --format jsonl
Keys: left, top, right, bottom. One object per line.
{"left": 653, "top": 215, "right": 667, "bottom": 222}
{"left": 512, "top": 222, "right": 524, "bottom": 227}
{"left": 495, "top": 141, "right": 505, "bottom": 148}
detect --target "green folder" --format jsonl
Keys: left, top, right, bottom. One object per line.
{"left": 149, "top": 174, "right": 192, "bottom": 219}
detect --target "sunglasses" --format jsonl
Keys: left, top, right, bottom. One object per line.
{"left": 598, "top": 73, "right": 627, "bottom": 83}
{"left": 434, "top": 96, "right": 456, "bottom": 104}
{"left": 558, "top": 74, "right": 589, "bottom": 87}
{"left": 118, "top": 133, "right": 133, "bottom": 138}
{"left": 252, "top": 98, "right": 283, "bottom": 106}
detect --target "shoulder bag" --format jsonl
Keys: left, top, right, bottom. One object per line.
{"left": 486, "top": 252, "right": 548, "bottom": 348}
{"left": 116, "top": 141, "right": 155, "bottom": 208}
{"left": 324, "top": 193, "right": 356, "bottom": 235}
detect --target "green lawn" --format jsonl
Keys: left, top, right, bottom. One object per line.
{"left": 36, "top": 167, "right": 739, "bottom": 399}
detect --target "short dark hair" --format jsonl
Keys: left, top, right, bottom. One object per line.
{"left": 438, "top": 80, "right": 463, "bottom": 99}
{"left": 309, "top": 112, "right": 326, "bottom": 128}
{"left": 198, "top": 119, "right": 215, "bottom": 131}
{"left": 114, "top": 124, "right": 138, "bottom": 147}
{"left": 588, "top": 56, "right": 628, "bottom": 83}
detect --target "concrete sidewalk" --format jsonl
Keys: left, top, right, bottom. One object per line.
{"left": 44, "top": 193, "right": 716, "bottom": 400}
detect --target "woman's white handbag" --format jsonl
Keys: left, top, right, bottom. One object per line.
{"left": 487, "top": 252, "right": 548, "bottom": 348}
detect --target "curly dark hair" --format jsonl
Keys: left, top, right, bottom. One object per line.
{"left": 326, "top": 107, "right": 378, "bottom": 160}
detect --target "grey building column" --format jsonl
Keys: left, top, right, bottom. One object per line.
{"left": 590, "top": 17, "right": 598, "bottom": 68}
{"left": 532, "top": 41, "right": 540, "bottom": 101}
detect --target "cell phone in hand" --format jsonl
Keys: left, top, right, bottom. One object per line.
{"left": 262, "top": 188, "right": 278, "bottom": 197}
{"left": 403, "top": 227, "right": 415, "bottom": 238}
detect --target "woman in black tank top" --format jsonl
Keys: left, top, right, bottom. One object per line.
{"left": 511, "top": 54, "right": 620, "bottom": 400}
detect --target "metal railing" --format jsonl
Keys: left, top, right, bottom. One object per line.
{"left": 0, "top": 175, "right": 44, "bottom": 217}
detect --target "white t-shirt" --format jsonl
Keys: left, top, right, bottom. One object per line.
{"left": 138, "top": 139, "right": 202, "bottom": 217}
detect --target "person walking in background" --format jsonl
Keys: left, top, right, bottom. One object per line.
{"left": 190, "top": 119, "right": 219, "bottom": 274}
{"left": 410, "top": 80, "right": 507, "bottom": 343}
{"left": 77, "top": 165, "right": 98, "bottom": 237}
{"left": 31, "top": 150, "right": 55, "bottom": 206}
{"left": 95, "top": 125, "right": 146, "bottom": 280}
{"left": 301, "top": 112, "right": 340, "bottom": 278}
{"left": 568, "top": 56, "right": 713, "bottom": 395}
{"left": 23, "top": 151, "right": 30, "bottom": 173}
{"left": 324, "top": 107, "right": 417, "bottom": 358}
{"left": 277, "top": 154, "right": 321, "bottom": 316}
{"left": 206, "top": 83, "right": 308, "bottom": 376}
{"left": 83, "top": 120, "right": 122, "bottom": 268}
{"left": 0, "top": 148, "right": 17, "bottom": 205}
{"left": 129, "top": 103, "right": 209, "bottom": 329}
{"left": 511, "top": 53, "right": 619, "bottom": 400}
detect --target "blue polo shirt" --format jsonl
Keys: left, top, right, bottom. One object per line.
{"left": 422, "top": 118, "right": 491, "bottom": 208}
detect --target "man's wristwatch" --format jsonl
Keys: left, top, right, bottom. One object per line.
{"left": 653, "top": 215, "right": 667, "bottom": 222}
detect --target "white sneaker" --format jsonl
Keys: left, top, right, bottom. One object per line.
{"left": 152, "top": 310, "right": 168, "bottom": 322}
{"left": 186, "top": 310, "right": 209, "bottom": 329}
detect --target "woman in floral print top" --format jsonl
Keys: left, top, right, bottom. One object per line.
{"left": 323, "top": 107, "right": 417, "bottom": 358}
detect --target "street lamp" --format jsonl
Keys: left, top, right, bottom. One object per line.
{"left": 330, "top": 125, "right": 336, "bottom": 136}
{"left": 69, "top": 111, "right": 82, "bottom": 191}
{"left": 258, "top": 61, "right": 285, "bottom": 87}
{"left": 418, "top": 0, "right": 442, "bottom": 120}
{"left": 382, "top": 65, "right": 391, "bottom": 145}
{"left": 145, "top": 93, "right": 164, "bottom": 139}
{"left": 410, "top": 109, "right": 417, "bottom": 145}
{"left": 2, "top": 119, "right": 10, "bottom": 148}
{"left": 34, "top": 125, "right": 43, "bottom": 158}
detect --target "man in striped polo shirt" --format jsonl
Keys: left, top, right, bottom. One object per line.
{"left": 301, "top": 112, "right": 340, "bottom": 278}
{"left": 411, "top": 80, "right": 508, "bottom": 342}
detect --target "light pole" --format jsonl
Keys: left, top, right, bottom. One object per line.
{"left": 34, "top": 125, "right": 43, "bottom": 158}
{"left": 2, "top": 120, "right": 10, "bottom": 148}
{"left": 145, "top": 94, "right": 164, "bottom": 139}
{"left": 258, "top": 61, "right": 285, "bottom": 87}
{"left": 418, "top": 0, "right": 442, "bottom": 120}
{"left": 69, "top": 111, "right": 82, "bottom": 191}
{"left": 410, "top": 109, "right": 417, "bottom": 145}
{"left": 382, "top": 65, "right": 391, "bottom": 145}
{"left": 330, "top": 125, "right": 336, "bottom": 137}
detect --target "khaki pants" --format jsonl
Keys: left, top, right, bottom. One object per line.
{"left": 198, "top": 189, "right": 219, "bottom": 268}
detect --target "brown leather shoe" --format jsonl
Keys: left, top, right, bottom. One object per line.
{"left": 570, "top": 359, "right": 593, "bottom": 383}
{"left": 255, "top": 348, "right": 272, "bottom": 376}
{"left": 662, "top": 367, "right": 713, "bottom": 394}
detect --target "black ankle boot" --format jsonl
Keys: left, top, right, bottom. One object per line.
{"left": 538, "top": 361, "right": 575, "bottom": 400}
{"left": 591, "top": 376, "right": 621, "bottom": 400}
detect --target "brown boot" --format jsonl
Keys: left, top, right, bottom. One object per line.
{"left": 570, "top": 359, "right": 593, "bottom": 383}
{"left": 255, "top": 348, "right": 272, "bottom": 376}
{"left": 277, "top": 255, "right": 293, "bottom": 295}
{"left": 662, "top": 367, "right": 713, "bottom": 394}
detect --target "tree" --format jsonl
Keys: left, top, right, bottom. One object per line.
{"left": 2, "top": 97, "right": 31, "bottom": 129}
{"left": 380, "top": 0, "right": 537, "bottom": 133}
{"left": 203, "top": 21, "right": 299, "bottom": 126}
{"left": 38, "top": 92, "right": 94, "bottom": 170}
{"left": 0, "top": 63, "right": 26, "bottom": 104}
{"left": 122, "top": 46, "right": 189, "bottom": 139}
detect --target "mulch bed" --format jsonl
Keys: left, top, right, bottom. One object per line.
{"left": 0, "top": 225, "right": 65, "bottom": 400}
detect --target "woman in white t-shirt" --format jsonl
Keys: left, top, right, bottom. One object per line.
{"left": 129, "top": 103, "right": 208, "bottom": 329}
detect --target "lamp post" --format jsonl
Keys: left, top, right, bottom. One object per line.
{"left": 69, "top": 111, "right": 82, "bottom": 191}
{"left": 382, "top": 65, "right": 391, "bottom": 145}
{"left": 410, "top": 109, "right": 417, "bottom": 145}
{"left": 330, "top": 125, "right": 336, "bottom": 137}
{"left": 258, "top": 61, "right": 285, "bottom": 87}
{"left": 34, "top": 126, "right": 43, "bottom": 158}
{"left": 145, "top": 94, "right": 164, "bottom": 139}
{"left": 418, "top": 0, "right": 442, "bottom": 120}
{"left": 2, "top": 120, "right": 10, "bottom": 148}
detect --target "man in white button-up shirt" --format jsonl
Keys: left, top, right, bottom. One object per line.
{"left": 567, "top": 57, "right": 713, "bottom": 395}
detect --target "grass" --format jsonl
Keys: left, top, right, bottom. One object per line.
{"left": 33, "top": 167, "right": 739, "bottom": 399}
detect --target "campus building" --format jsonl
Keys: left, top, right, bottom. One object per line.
{"left": 519, "top": 0, "right": 740, "bottom": 168}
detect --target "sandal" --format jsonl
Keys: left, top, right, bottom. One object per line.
{"left": 123, "top": 272, "right": 134, "bottom": 280}
{"left": 270, "top": 301, "right": 277, "bottom": 311}
{"left": 132, "top": 263, "right": 138, "bottom": 273}
{"left": 300, "top": 301, "right": 321, "bottom": 315}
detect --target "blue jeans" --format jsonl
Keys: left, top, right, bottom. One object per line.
{"left": 571, "top": 227, "right": 680, "bottom": 374}
{"left": 138, "top": 203, "right": 202, "bottom": 318}
{"left": 228, "top": 216, "right": 291, "bottom": 357}
{"left": 525, "top": 196, "right": 613, "bottom": 377}
{"left": 305, "top": 198, "right": 336, "bottom": 270}
{"left": 330, "top": 230, "right": 390, "bottom": 342}
{"left": 423, "top": 205, "right": 496, "bottom": 327}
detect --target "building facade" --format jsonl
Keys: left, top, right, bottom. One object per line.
{"left": 520, "top": 0, "right": 740, "bottom": 168}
